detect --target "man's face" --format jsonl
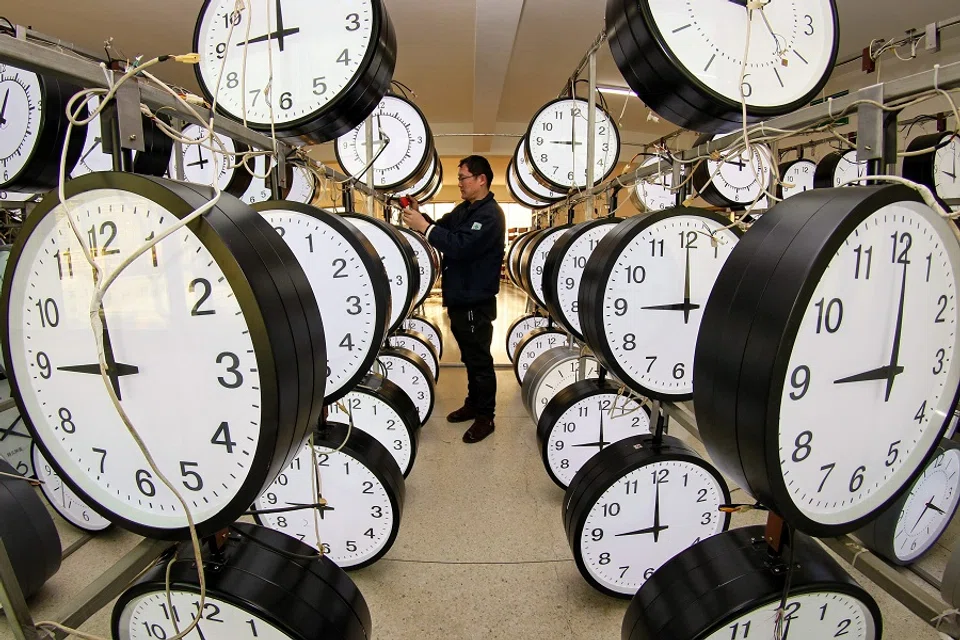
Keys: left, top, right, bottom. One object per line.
{"left": 458, "top": 164, "right": 485, "bottom": 202}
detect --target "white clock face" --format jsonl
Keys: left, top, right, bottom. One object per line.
{"left": 7, "top": 189, "right": 262, "bottom": 529}
{"left": 118, "top": 591, "right": 290, "bottom": 640}
{"left": 259, "top": 208, "right": 382, "bottom": 401}
{"left": 171, "top": 124, "right": 239, "bottom": 190}
{"left": 254, "top": 440, "right": 397, "bottom": 565}
{"left": 703, "top": 592, "right": 877, "bottom": 640}
{"left": 600, "top": 215, "right": 740, "bottom": 396}
{"left": 399, "top": 231, "right": 432, "bottom": 307}
{"left": 387, "top": 334, "right": 437, "bottom": 381}
{"left": 0, "top": 65, "right": 41, "bottom": 187}
{"left": 196, "top": 0, "right": 376, "bottom": 127}
{"left": 781, "top": 159, "right": 817, "bottom": 199}
{"left": 527, "top": 99, "right": 619, "bottom": 189}
{"left": 778, "top": 201, "right": 960, "bottom": 526}
{"left": 833, "top": 150, "right": 867, "bottom": 186}
{"left": 555, "top": 222, "right": 619, "bottom": 336}
{"left": 579, "top": 459, "right": 726, "bottom": 595}
{"left": 934, "top": 135, "right": 960, "bottom": 200}
{"left": 395, "top": 154, "right": 436, "bottom": 198}
{"left": 328, "top": 391, "right": 414, "bottom": 474}
{"left": 337, "top": 96, "right": 430, "bottom": 188}
{"left": 893, "top": 447, "right": 960, "bottom": 561}
{"left": 239, "top": 155, "right": 274, "bottom": 205}
{"left": 33, "top": 445, "right": 112, "bottom": 531}
{"left": 515, "top": 330, "right": 565, "bottom": 383}
{"left": 528, "top": 227, "right": 566, "bottom": 307}
{"left": 648, "top": 0, "right": 836, "bottom": 109}
{"left": 507, "top": 316, "right": 549, "bottom": 359}
{"left": 531, "top": 356, "right": 598, "bottom": 420}
{"left": 516, "top": 142, "right": 564, "bottom": 201}
{"left": 508, "top": 163, "right": 549, "bottom": 208}
{"left": 344, "top": 216, "right": 411, "bottom": 331}
{"left": 0, "top": 378, "right": 33, "bottom": 477}
{"left": 285, "top": 165, "right": 316, "bottom": 203}
{"left": 545, "top": 392, "right": 649, "bottom": 487}
{"left": 706, "top": 138, "right": 773, "bottom": 205}
{"left": 378, "top": 354, "right": 431, "bottom": 424}
{"left": 400, "top": 318, "right": 441, "bottom": 356}
{"left": 633, "top": 157, "right": 676, "bottom": 212}
{"left": 71, "top": 96, "right": 114, "bottom": 178}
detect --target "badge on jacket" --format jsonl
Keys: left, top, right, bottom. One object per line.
{"left": 471, "top": 222, "right": 483, "bottom": 231}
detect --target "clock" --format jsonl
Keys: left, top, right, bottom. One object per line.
{"left": 0, "top": 458, "right": 61, "bottom": 600}
{"left": 254, "top": 201, "right": 389, "bottom": 404}
{"left": 902, "top": 133, "right": 960, "bottom": 203}
{"left": 327, "top": 372, "right": 420, "bottom": 477}
{"left": 376, "top": 346, "right": 435, "bottom": 425}
{"left": 388, "top": 328, "right": 440, "bottom": 383}
{"left": 537, "top": 378, "right": 649, "bottom": 489}
{"left": 519, "top": 225, "right": 570, "bottom": 308}
{"left": 542, "top": 218, "right": 622, "bottom": 341}
{"left": 0, "top": 376, "right": 34, "bottom": 477}
{"left": 776, "top": 158, "right": 817, "bottom": 200}
{"left": 622, "top": 525, "right": 881, "bottom": 639}
{"left": 70, "top": 96, "right": 114, "bottom": 177}
{"left": 394, "top": 149, "right": 442, "bottom": 201}
{"left": 1, "top": 172, "right": 326, "bottom": 539}
{"left": 342, "top": 212, "right": 418, "bottom": 333}
{"left": 525, "top": 98, "right": 620, "bottom": 192}
{"left": 580, "top": 208, "right": 742, "bottom": 400}
{"left": 630, "top": 156, "right": 677, "bottom": 214}
{"left": 515, "top": 229, "right": 550, "bottom": 294}
{"left": 32, "top": 443, "right": 112, "bottom": 532}
{"left": 508, "top": 230, "right": 538, "bottom": 288}
{"left": 507, "top": 161, "right": 551, "bottom": 210}
{"left": 513, "top": 326, "right": 568, "bottom": 384}
{"left": 563, "top": 433, "right": 730, "bottom": 597}
{"left": 506, "top": 313, "right": 549, "bottom": 364}
{"left": 607, "top": 0, "right": 839, "bottom": 134}
{"left": 72, "top": 97, "right": 174, "bottom": 179}
{"left": 396, "top": 227, "right": 438, "bottom": 309}
{"left": 193, "top": 0, "right": 396, "bottom": 143}
{"left": 521, "top": 345, "right": 599, "bottom": 422}
{"left": 513, "top": 139, "right": 565, "bottom": 203}
{"left": 814, "top": 149, "right": 868, "bottom": 189}
{"left": 0, "top": 63, "right": 87, "bottom": 191}
{"left": 694, "top": 185, "right": 960, "bottom": 536}
{"left": 285, "top": 164, "right": 317, "bottom": 204}
{"left": 855, "top": 438, "right": 960, "bottom": 565}
{"left": 112, "top": 522, "right": 372, "bottom": 640}
{"left": 171, "top": 124, "right": 253, "bottom": 197}
{"left": 253, "top": 421, "right": 404, "bottom": 568}
{"left": 400, "top": 316, "right": 443, "bottom": 360}
{"left": 239, "top": 154, "right": 279, "bottom": 205}
{"left": 335, "top": 95, "right": 434, "bottom": 190}
{"left": 691, "top": 135, "right": 774, "bottom": 209}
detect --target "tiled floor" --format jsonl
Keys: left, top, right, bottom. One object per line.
{"left": 1, "top": 292, "right": 956, "bottom": 639}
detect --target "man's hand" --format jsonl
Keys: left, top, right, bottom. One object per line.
{"left": 402, "top": 206, "right": 430, "bottom": 233}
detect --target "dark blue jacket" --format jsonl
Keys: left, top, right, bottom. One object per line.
{"left": 425, "top": 192, "right": 506, "bottom": 308}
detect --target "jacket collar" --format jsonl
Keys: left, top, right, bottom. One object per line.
{"left": 465, "top": 191, "right": 495, "bottom": 211}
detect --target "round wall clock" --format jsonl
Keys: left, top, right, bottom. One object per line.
{"left": 855, "top": 437, "right": 960, "bottom": 565}
{"left": 521, "top": 345, "right": 599, "bottom": 422}
{"left": 607, "top": 0, "right": 839, "bottom": 133}
{"left": 194, "top": 0, "right": 396, "bottom": 143}
{"left": 376, "top": 346, "right": 434, "bottom": 425}
{"left": 72, "top": 97, "right": 174, "bottom": 179}
{"left": 239, "top": 154, "right": 278, "bottom": 205}
{"left": 254, "top": 202, "right": 389, "bottom": 404}
{"left": 335, "top": 95, "right": 434, "bottom": 190}
{"left": 776, "top": 158, "right": 817, "bottom": 200}
{"left": 253, "top": 421, "right": 404, "bottom": 568}
{"left": 513, "top": 326, "right": 568, "bottom": 384}
{"left": 543, "top": 218, "right": 622, "bottom": 341}
{"left": 622, "top": 525, "right": 881, "bottom": 639}
{"left": 564, "top": 433, "right": 730, "bottom": 597}
{"left": 170, "top": 124, "right": 252, "bottom": 197}
{"left": 691, "top": 135, "right": 774, "bottom": 209}
{"left": 814, "top": 149, "right": 868, "bottom": 188}
{"left": 525, "top": 98, "right": 620, "bottom": 192}
{"left": 630, "top": 156, "right": 676, "bottom": 214}
{"left": 32, "top": 443, "right": 112, "bottom": 532}
{"left": 507, "top": 161, "right": 551, "bottom": 209}
{"left": 388, "top": 329, "right": 439, "bottom": 382}
{"left": 902, "top": 133, "right": 960, "bottom": 203}
{"left": 0, "top": 376, "right": 34, "bottom": 477}
{"left": 394, "top": 149, "right": 441, "bottom": 201}
{"left": 396, "top": 227, "right": 438, "bottom": 309}
{"left": 342, "top": 212, "right": 418, "bottom": 333}
{"left": 506, "top": 313, "right": 550, "bottom": 364}
{"left": 537, "top": 378, "right": 649, "bottom": 489}
{"left": 695, "top": 185, "right": 960, "bottom": 536}
{"left": 1, "top": 172, "right": 326, "bottom": 539}
{"left": 327, "top": 372, "right": 420, "bottom": 476}
{"left": 511, "top": 229, "right": 543, "bottom": 290}
{"left": 0, "top": 63, "right": 87, "bottom": 191}
{"left": 581, "top": 208, "right": 742, "bottom": 400}
{"left": 513, "top": 139, "right": 565, "bottom": 203}
{"left": 285, "top": 164, "right": 317, "bottom": 203}
{"left": 520, "top": 225, "right": 570, "bottom": 309}
{"left": 113, "top": 523, "right": 372, "bottom": 639}
{"left": 399, "top": 316, "right": 442, "bottom": 360}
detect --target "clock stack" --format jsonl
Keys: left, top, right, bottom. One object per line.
{"left": 396, "top": 227, "right": 439, "bottom": 311}
{"left": 513, "top": 325, "right": 568, "bottom": 384}
{"left": 690, "top": 134, "right": 774, "bottom": 210}
{"left": 521, "top": 346, "right": 599, "bottom": 423}
{"left": 375, "top": 346, "right": 435, "bottom": 426}
{"left": 512, "top": 139, "right": 565, "bottom": 205}
{"left": 630, "top": 156, "right": 676, "bottom": 214}
{"left": 400, "top": 316, "right": 443, "bottom": 360}
{"left": 519, "top": 224, "right": 571, "bottom": 310}
{"left": 506, "top": 313, "right": 550, "bottom": 364}
{"left": 388, "top": 328, "right": 440, "bottom": 382}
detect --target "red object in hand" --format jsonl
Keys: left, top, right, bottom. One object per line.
{"left": 399, "top": 196, "right": 413, "bottom": 209}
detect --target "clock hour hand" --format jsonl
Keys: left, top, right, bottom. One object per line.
{"left": 550, "top": 141, "right": 583, "bottom": 146}
{"left": 641, "top": 302, "right": 702, "bottom": 313}
{"left": 0, "top": 88, "right": 9, "bottom": 127}
{"left": 615, "top": 524, "right": 670, "bottom": 537}
{"left": 78, "top": 137, "right": 103, "bottom": 166}
{"left": 926, "top": 499, "right": 946, "bottom": 515}
{"left": 572, "top": 439, "right": 610, "bottom": 449}
{"left": 945, "top": 171, "right": 958, "bottom": 180}
{"left": 57, "top": 362, "right": 140, "bottom": 376}
{"left": 833, "top": 364, "right": 903, "bottom": 385}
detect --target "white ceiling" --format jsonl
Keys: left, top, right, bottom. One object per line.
{"left": 4, "top": 0, "right": 960, "bottom": 159}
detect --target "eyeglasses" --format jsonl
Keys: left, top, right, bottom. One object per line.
{"left": 457, "top": 174, "right": 477, "bottom": 183}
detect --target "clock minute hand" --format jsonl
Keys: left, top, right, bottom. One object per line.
{"left": 683, "top": 246, "right": 692, "bottom": 324}
{"left": 884, "top": 262, "right": 908, "bottom": 402}
{"left": 0, "top": 88, "right": 10, "bottom": 126}
{"left": 614, "top": 523, "right": 670, "bottom": 537}
{"left": 833, "top": 364, "right": 902, "bottom": 385}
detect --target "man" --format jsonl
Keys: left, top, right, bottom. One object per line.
{"left": 402, "top": 155, "right": 506, "bottom": 443}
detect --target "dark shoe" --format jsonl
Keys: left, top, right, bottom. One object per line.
{"left": 447, "top": 404, "right": 478, "bottom": 423}
{"left": 463, "top": 417, "right": 495, "bottom": 443}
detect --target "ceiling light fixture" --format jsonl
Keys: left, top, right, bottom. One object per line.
{"left": 597, "top": 85, "right": 637, "bottom": 98}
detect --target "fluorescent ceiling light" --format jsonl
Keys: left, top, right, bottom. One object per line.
{"left": 597, "top": 85, "right": 637, "bottom": 97}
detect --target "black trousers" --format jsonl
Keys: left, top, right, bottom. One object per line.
{"left": 448, "top": 298, "right": 497, "bottom": 418}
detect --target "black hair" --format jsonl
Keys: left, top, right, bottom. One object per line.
{"left": 459, "top": 155, "right": 494, "bottom": 189}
